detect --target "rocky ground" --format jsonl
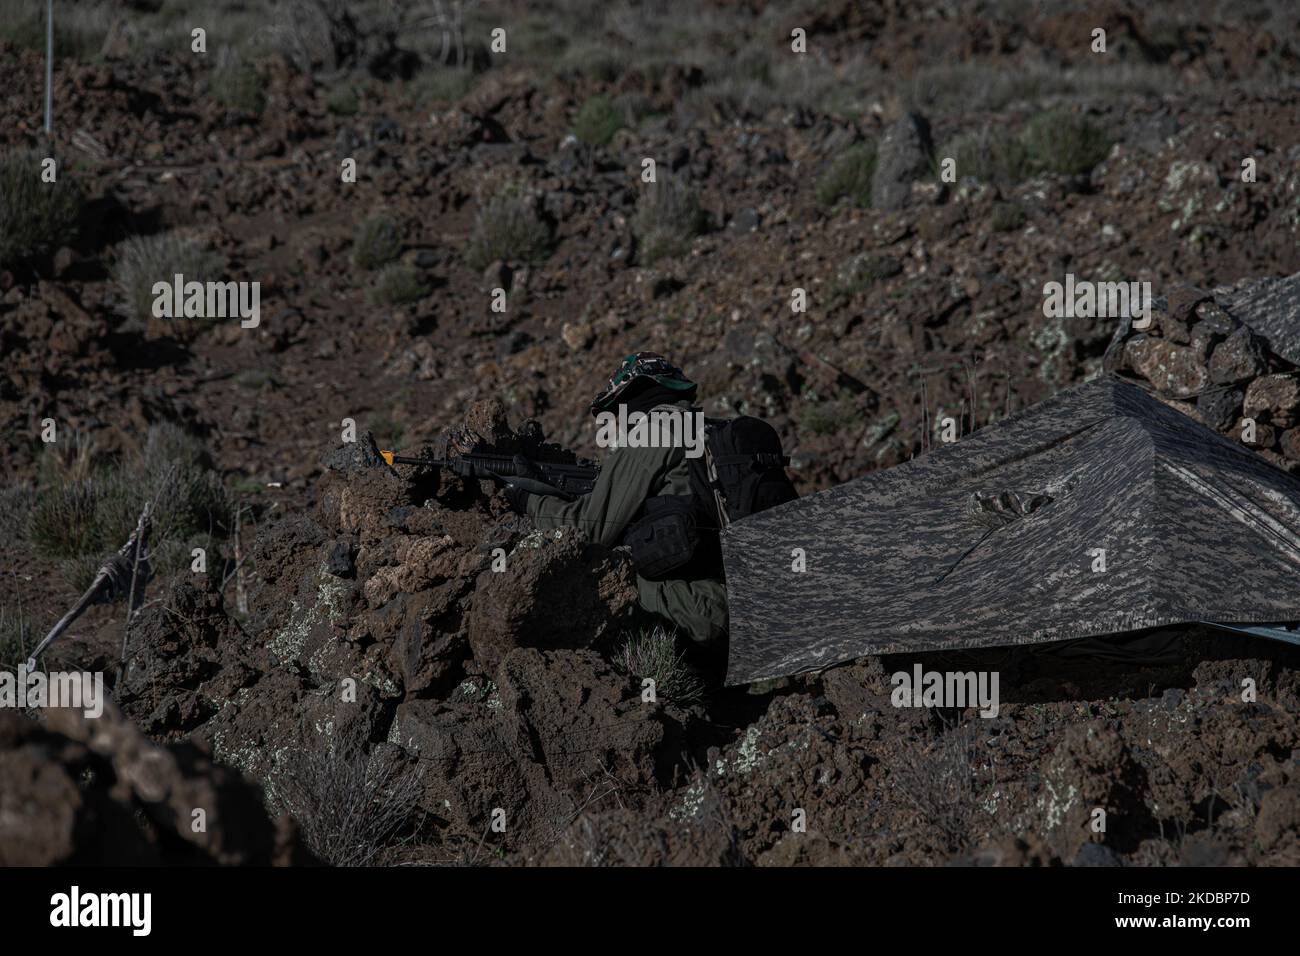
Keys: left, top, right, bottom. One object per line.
{"left": 2, "top": 0, "right": 1300, "bottom": 865}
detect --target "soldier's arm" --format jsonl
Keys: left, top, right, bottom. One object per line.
{"left": 526, "top": 446, "right": 664, "bottom": 548}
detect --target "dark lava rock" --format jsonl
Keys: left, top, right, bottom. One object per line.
{"left": 1209, "top": 327, "right": 1268, "bottom": 384}
{"left": 872, "top": 112, "right": 934, "bottom": 211}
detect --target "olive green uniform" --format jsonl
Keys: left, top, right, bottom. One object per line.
{"left": 526, "top": 403, "right": 728, "bottom": 645}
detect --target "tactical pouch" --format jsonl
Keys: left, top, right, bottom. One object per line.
{"left": 623, "top": 495, "right": 699, "bottom": 580}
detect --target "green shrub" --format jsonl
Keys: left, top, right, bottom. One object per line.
{"left": 574, "top": 95, "right": 623, "bottom": 146}
{"left": 211, "top": 48, "right": 266, "bottom": 115}
{"left": 1020, "top": 108, "right": 1112, "bottom": 177}
{"left": 799, "top": 394, "right": 862, "bottom": 437}
{"left": 368, "top": 262, "right": 429, "bottom": 305}
{"left": 325, "top": 84, "right": 359, "bottom": 116}
{"left": 939, "top": 129, "right": 1031, "bottom": 186}
{"left": 632, "top": 174, "right": 706, "bottom": 265}
{"left": 815, "top": 143, "right": 877, "bottom": 207}
{"left": 26, "top": 423, "right": 231, "bottom": 584}
{"left": 941, "top": 111, "right": 1111, "bottom": 186}
{"left": 352, "top": 213, "right": 403, "bottom": 271}
{"left": 613, "top": 627, "right": 705, "bottom": 704}
{"left": 465, "top": 188, "right": 552, "bottom": 272}
{"left": 0, "top": 149, "right": 84, "bottom": 268}
{"left": 112, "top": 232, "right": 223, "bottom": 331}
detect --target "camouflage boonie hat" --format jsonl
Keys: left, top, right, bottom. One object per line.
{"left": 590, "top": 352, "right": 695, "bottom": 415}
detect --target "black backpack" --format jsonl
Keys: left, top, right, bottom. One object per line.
{"left": 691, "top": 416, "right": 798, "bottom": 523}
{"left": 623, "top": 415, "right": 797, "bottom": 579}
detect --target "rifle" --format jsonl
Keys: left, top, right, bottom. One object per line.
{"left": 380, "top": 449, "right": 600, "bottom": 499}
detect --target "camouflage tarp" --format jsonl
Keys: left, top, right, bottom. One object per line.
{"left": 1217, "top": 271, "right": 1300, "bottom": 365}
{"left": 722, "top": 376, "right": 1300, "bottom": 684}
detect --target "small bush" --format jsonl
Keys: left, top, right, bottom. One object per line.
{"left": 26, "top": 423, "right": 231, "bottom": 584}
{"left": 112, "top": 232, "right": 223, "bottom": 331}
{"left": 0, "top": 149, "right": 84, "bottom": 268}
{"left": 211, "top": 48, "right": 266, "bottom": 115}
{"left": 613, "top": 627, "right": 705, "bottom": 704}
{"left": 939, "top": 128, "right": 1031, "bottom": 186}
{"left": 799, "top": 393, "right": 862, "bottom": 437}
{"left": 352, "top": 214, "right": 403, "bottom": 271}
{"left": 274, "top": 745, "right": 425, "bottom": 867}
{"left": 368, "top": 262, "right": 429, "bottom": 305}
{"left": 27, "top": 469, "right": 134, "bottom": 561}
{"left": 465, "top": 188, "right": 552, "bottom": 272}
{"left": 889, "top": 722, "right": 996, "bottom": 851}
{"left": 573, "top": 95, "right": 623, "bottom": 146}
{"left": 325, "top": 84, "right": 359, "bottom": 116}
{"left": 632, "top": 174, "right": 706, "bottom": 265}
{"left": 815, "top": 143, "right": 877, "bottom": 208}
{"left": 941, "top": 111, "right": 1111, "bottom": 186}
{"left": 1020, "top": 109, "right": 1112, "bottom": 177}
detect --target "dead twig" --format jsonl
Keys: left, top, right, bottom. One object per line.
{"left": 26, "top": 505, "right": 153, "bottom": 669}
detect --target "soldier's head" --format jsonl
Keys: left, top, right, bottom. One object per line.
{"left": 590, "top": 352, "right": 696, "bottom": 417}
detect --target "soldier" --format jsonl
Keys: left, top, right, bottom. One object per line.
{"left": 501, "top": 352, "right": 730, "bottom": 651}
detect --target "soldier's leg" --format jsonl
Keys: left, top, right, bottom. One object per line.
{"left": 637, "top": 576, "right": 728, "bottom": 645}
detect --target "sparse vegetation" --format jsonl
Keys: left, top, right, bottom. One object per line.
{"left": 799, "top": 393, "right": 863, "bottom": 437}
{"left": 573, "top": 94, "right": 623, "bottom": 146}
{"left": 613, "top": 627, "right": 705, "bottom": 704}
{"left": 409, "top": 66, "right": 478, "bottom": 105}
{"left": 369, "top": 262, "right": 429, "bottom": 305}
{"left": 942, "top": 110, "right": 1111, "bottom": 187}
{"left": 325, "top": 84, "right": 360, "bottom": 116}
{"left": 210, "top": 47, "right": 266, "bottom": 115}
{"left": 632, "top": 174, "right": 706, "bottom": 265}
{"left": 890, "top": 721, "right": 998, "bottom": 851}
{"left": 352, "top": 213, "right": 403, "bottom": 271}
{"left": 465, "top": 187, "right": 552, "bottom": 272}
{"left": 815, "top": 143, "right": 877, "bottom": 208}
{"left": 940, "top": 128, "right": 1031, "bottom": 186}
{"left": 1020, "top": 108, "right": 1112, "bottom": 177}
{"left": 0, "top": 0, "right": 112, "bottom": 60}
{"left": 0, "top": 606, "right": 36, "bottom": 670}
{"left": 274, "top": 745, "right": 425, "bottom": 867}
{"left": 26, "top": 423, "right": 232, "bottom": 592}
{"left": 112, "top": 232, "right": 223, "bottom": 331}
{"left": 990, "top": 201, "right": 1027, "bottom": 232}
{"left": 0, "top": 484, "right": 35, "bottom": 544}
{"left": 0, "top": 149, "right": 84, "bottom": 269}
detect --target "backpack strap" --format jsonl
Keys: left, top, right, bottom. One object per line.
{"left": 702, "top": 429, "right": 730, "bottom": 531}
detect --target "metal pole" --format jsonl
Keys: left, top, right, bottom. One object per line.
{"left": 44, "top": 0, "right": 53, "bottom": 134}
